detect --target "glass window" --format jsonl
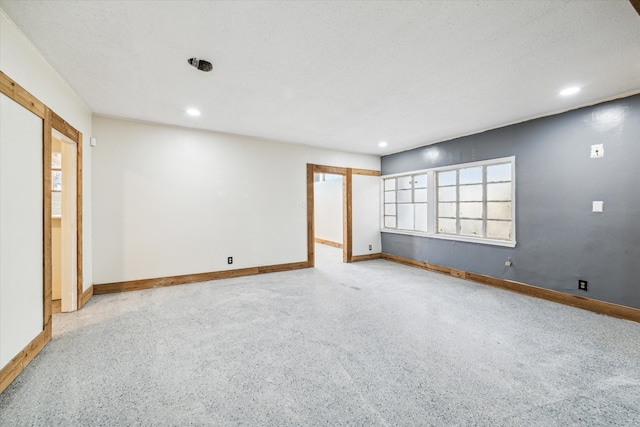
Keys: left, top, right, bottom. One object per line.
{"left": 382, "top": 170, "right": 428, "bottom": 233}
{"left": 382, "top": 158, "right": 514, "bottom": 245}
{"left": 435, "top": 161, "right": 513, "bottom": 241}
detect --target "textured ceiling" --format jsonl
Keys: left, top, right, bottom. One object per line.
{"left": 1, "top": 1, "right": 639, "bottom": 155}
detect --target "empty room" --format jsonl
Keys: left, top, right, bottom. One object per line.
{"left": 1, "top": 1, "right": 639, "bottom": 425}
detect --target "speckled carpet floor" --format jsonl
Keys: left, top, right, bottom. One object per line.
{"left": 1, "top": 244, "right": 639, "bottom": 426}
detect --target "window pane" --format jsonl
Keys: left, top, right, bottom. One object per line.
{"left": 384, "top": 204, "right": 396, "bottom": 215}
{"left": 397, "top": 176, "right": 412, "bottom": 189}
{"left": 397, "top": 189, "right": 412, "bottom": 203}
{"left": 414, "top": 188, "right": 428, "bottom": 203}
{"left": 415, "top": 203, "right": 428, "bottom": 232}
{"left": 460, "top": 202, "right": 483, "bottom": 219}
{"left": 413, "top": 174, "right": 427, "bottom": 188}
{"left": 459, "top": 184, "right": 483, "bottom": 201}
{"left": 487, "top": 183, "right": 511, "bottom": 201}
{"left": 487, "top": 220, "right": 512, "bottom": 240}
{"left": 438, "top": 218, "right": 457, "bottom": 234}
{"left": 384, "top": 178, "right": 396, "bottom": 191}
{"left": 438, "top": 186, "right": 456, "bottom": 202}
{"left": 438, "top": 202, "right": 456, "bottom": 218}
{"left": 459, "top": 166, "right": 482, "bottom": 184}
{"left": 438, "top": 170, "right": 456, "bottom": 186}
{"left": 384, "top": 191, "right": 396, "bottom": 203}
{"left": 384, "top": 216, "right": 397, "bottom": 228}
{"left": 460, "top": 219, "right": 483, "bottom": 237}
{"left": 487, "top": 202, "right": 511, "bottom": 220}
{"left": 487, "top": 163, "right": 511, "bottom": 182}
{"left": 397, "top": 204, "right": 414, "bottom": 230}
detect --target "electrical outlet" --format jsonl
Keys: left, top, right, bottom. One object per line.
{"left": 505, "top": 258, "right": 512, "bottom": 267}
{"left": 590, "top": 144, "right": 604, "bottom": 158}
{"left": 227, "top": 257, "right": 233, "bottom": 265}
{"left": 578, "top": 280, "right": 588, "bottom": 291}
{"left": 369, "top": 245, "right": 372, "bottom": 251}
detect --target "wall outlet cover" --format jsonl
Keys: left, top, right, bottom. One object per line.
{"left": 578, "top": 280, "right": 588, "bottom": 291}
{"left": 590, "top": 144, "right": 604, "bottom": 158}
{"left": 592, "top": 201, "right": 604, "bottom": 212}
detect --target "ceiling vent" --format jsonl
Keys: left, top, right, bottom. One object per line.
{"left": 188, "top": 57, "right": 213, "bottom": 72}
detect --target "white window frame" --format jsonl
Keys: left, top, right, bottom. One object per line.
{"left": 381, "top": 156, "right": 516, "bottom": 248}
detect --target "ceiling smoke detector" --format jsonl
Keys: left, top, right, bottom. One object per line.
{"left": 188, "top": 57, "right": 213, "bottom": 72}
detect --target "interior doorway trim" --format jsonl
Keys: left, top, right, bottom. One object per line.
{"left": 49, "top": 110, "right": 84, "bottom": 313}
{"left": 0, "top": 71, "right": 84, "bottom": 393}
{"left": 306, "top": 164, "right": 380, "bottom": 266}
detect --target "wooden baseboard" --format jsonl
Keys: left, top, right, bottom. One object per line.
{"left": 314, "top": 238, "right": 343, "bottom": 249}
{"left": 94, "top": 261, "right": 311, "bottom": 295}
{"left": 79, "top": 285, "right": 93, "bottom": 309}
{"left": 381, "top": 253, "right": 640, "bottom": 323}
{"left": 52, "top": 299, "right": 61, "bottom": 314}
{"left": 0, "top": 330, "right": 48, "bottom": 394}
{"left": 351, "top": 253, "right": 382, "bottom": 262}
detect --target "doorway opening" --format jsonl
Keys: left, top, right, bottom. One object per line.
{"left": 306, "top": 164, "right": 381, "bottom": 267}
{"left": 50, "top": 129, "right": 78, "bottom": 313}
{"left": 313, "top": 172, "right": 344, "bottom": 265}
{"left": 306, "top": 164, "right": 352, "bottom": 266}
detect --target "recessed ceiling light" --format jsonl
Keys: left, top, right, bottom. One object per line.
{"left": 379, "top": 141, "right": 388, "bottom": 147}
{"left": 187, "top": 108, "right": 201, "bottom": 117}
{"left": 560, "top": 86, "right": 580, "bottom": 96}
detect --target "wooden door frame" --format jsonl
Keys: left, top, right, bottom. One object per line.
{"left": 48, "top": 111, "right": 84, "bottom": 313}
{"left": 306, "top": 164, "right": 380, "bottom": 266}
{"left": 0, "top": 72, "right": 84, "bottom": 394}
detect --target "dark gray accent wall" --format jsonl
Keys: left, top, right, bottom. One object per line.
{"left": 381, "top": 94, "right": 640, "bottom": 309}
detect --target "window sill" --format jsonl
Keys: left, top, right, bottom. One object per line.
{"left": 380, "top": 229, "right": 516, "bottom": 248}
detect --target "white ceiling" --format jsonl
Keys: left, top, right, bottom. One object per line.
{"left": 1, "top": 1, "right": 639, "bottom": 155}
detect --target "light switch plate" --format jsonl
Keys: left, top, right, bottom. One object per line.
{"left": 592, "top": 201, "right": 604, "bottom": 212}
{"left": 591, "top": 144, "right": 604, "bottom": 158}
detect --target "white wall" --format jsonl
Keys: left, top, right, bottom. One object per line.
{"left": 314, "top": 178, "right": 343, "bottom": 244}
{"left": 0, "top": 94, "right": 44, "bottom": 368}
{"left": 0, "top": 10, "right": 93, "bottom": 292}
{"left": 352, "top": 174, "right": 382, "bottom": 256}
{"left": 92, "top": 116, "right": 380, "bottom": 284}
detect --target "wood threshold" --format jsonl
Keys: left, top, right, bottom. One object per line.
{"left": 0, "top": 330, "right": 48, "bottom": 394}
{"left": 351, "top": 253, "right": 382, "bottom": 262}
{"left": 94, "top": 261, "right": 311, "bottom": 295}
{"left": 314, "top": 238, "right": 343, "bottom": 248}
{"left": 381, "top": 253, "right": 640, "bottom": 323}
